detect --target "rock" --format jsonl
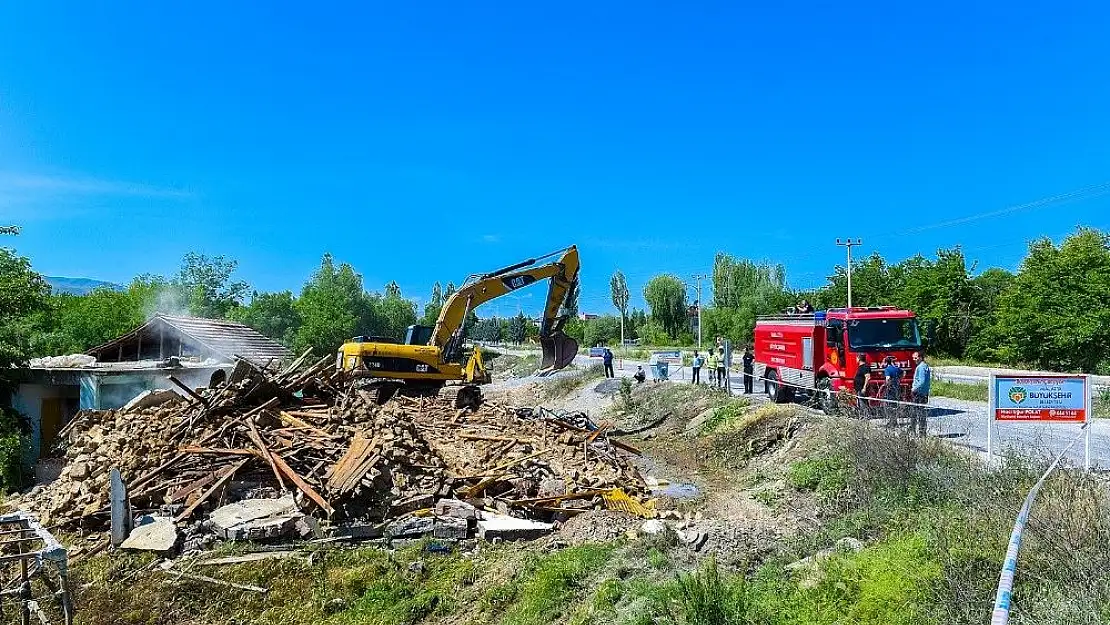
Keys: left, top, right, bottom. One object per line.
{"left": 323, "top": 598, "right": 348, "bottom": 616}
{"left": 434, "top": 498, "right": 478, "bottom": 521}
{"left": 639, "top": 520, "right": 667, "bottom": 535}
{"left": 386, "top": 516, "right": 435, "bottom": 538}
{"left": 433, "top": 516, "right": 470, "bottom": 540}
{"left": 477, "top": 512, "right": 553, "bottom": 541}
{"left": 120, "top": 515, "right": 179, "bottom": 552}
{"left": 836, "top": 537, "right": 864, "bottom": 552}
{"left": 208, "top": 494, "right": 302, "bottom": 541}
{"left": 69, "top": 462, "right": 90, "bottom": 481}
{"left": 677, "top": 529, "right": 709, "bottom": 551}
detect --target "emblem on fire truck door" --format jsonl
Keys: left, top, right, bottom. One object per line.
{"left": 828, "top": 350, "right": 839, "bottom": 366}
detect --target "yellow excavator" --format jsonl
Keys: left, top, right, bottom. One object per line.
{"left": 336, "top": 245, "right": 581, "bottom": 407}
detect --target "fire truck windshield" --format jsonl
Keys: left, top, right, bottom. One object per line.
{"left": 847, "top": 318, "right": 921, "bottom": 351}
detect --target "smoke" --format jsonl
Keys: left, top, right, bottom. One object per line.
{"left": 144, "top": 285, "right": 192, "bottom": 319}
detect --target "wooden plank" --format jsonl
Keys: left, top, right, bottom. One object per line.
{"left": 168, "top": 472, "right": 218, "bottom": 504}
{"left": 179, "top": 446, "right": 259, "bottom": 457}
{"left": 271, "top": 452, "right": 334, "bottom": 516}
{"left": 247, "top": 420, "right": 287, "bottom": 491}
{"left": 167, "top": 375, "right": 209, "bottom": 407}
{"left": 175, "top": 458, "right": 249, "bottom": 522}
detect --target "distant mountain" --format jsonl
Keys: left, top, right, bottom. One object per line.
{"left": 45, "top": 276, "right": 122, "bottom": 296}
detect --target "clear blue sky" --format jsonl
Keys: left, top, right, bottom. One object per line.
{"left": 3, "top": 1, "right": 1109, "bottom": 316}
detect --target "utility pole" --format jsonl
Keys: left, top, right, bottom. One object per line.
{"left": 835, "top": 238, "right": 863, "bottom": 308}
{"left": 691, "top": 274, "right": 708, "bottom": 349}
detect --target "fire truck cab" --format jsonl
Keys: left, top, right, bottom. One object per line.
{"left": 753, "top": 307, "right": 924, "bottom": 411}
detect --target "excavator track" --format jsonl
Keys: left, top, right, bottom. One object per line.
{"left": 438, "top": 384, "right": 482, "bottom": 409}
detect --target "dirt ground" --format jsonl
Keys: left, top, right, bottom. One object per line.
{"left": 486, "top": 367, "right": 826, "bottom": 566}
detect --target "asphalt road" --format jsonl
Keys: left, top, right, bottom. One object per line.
{"left": 593, "top": 354, "right": 1109, "bottom": 470}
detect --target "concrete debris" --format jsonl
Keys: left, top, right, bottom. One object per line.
{"left": 676, "top": 528, "right": 709, "bottom": 551}
{"left": 639, "top": 519, "right": 667, "bottom": 535}
{"left": 120, "top": 515, "right": 178, "bottom": 552}
{"left": 124, "top": 389, "right": 183, "bottom": 412}
{"left": 477, "top": 512, "right": 554, "bottom": 541}
{"left": 433, "top": 516, "right": 470, "bottom": 540}
{"left": 208, "top": 495, "right": 302, "bottom": 541}
{"left": 435, "top": 498, "right": 478, "bottom": 521}
{"left": 10, "top": 352, "right": 648, "bottom": 549}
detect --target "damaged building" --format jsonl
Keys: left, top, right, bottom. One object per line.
{"left": 10, "top": 314, "right": 291, "bottom": 460}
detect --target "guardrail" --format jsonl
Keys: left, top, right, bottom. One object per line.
{"left": 0, "top": 511, "right": 73, "bottom": 624}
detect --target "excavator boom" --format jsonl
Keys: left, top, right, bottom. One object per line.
{"left": 432, "top": 246, "right": 580, "bottom": 371}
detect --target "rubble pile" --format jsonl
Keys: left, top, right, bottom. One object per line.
{"left": 13, "top": 355, "right": 650, "bottom": 542}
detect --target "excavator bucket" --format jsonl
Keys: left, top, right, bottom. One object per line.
{"left": 540, "top": 331, "right": 578, "bottom": 372}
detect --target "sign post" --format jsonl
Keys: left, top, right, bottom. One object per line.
{"left": 988, "top": 374, "right": 1092, "bottom": 470}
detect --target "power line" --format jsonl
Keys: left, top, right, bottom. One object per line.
{"left": 893, "top": 181, "right": 1110, "bottom": 236}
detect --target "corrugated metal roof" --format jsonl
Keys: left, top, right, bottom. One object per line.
{"left": 87, "top": 314, "right": 292, "bottom": 367}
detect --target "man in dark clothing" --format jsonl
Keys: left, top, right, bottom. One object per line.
{"left": 796, "top": 299, "right": 814, "bottom": 314}
{"left": 881, "top": 356, "right": 902, "bottom": 426}
{"left": 716, "top": 347, "right": 727, "bottom": 389}
{"left": 602, "top": 348, "right": 615, "bottom": 378}
{"left": 853, "top": 354, "right": 872, "bottom": 417}
{"left": 742, "top": 347, "right": 755, "bottom": 394}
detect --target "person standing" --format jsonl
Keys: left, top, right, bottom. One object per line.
{"left": 707, "top": 349, "right": 719, "bottom": 387}
{"left": 602, "top": 348, "right": 615, "bottom": 378}
{"left": 853, "top": 354, "right": 872, "bottom": 417}
{"left": 910, "top": 352, "right": 931, "bottom": 436}
{"left": 742, "top": 347, "right": 755, "bottom": 394}
{"left": 691, "top": 351, "right": 703, "bottom": 385}
{"left": 881, "top": 356, "right": 902, "bottom": 426}
{"left": 716, "top": 347, "right": 728, "bottom": 389}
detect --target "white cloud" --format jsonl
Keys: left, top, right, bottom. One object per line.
{"left": 0, "top": 171, "right": 193, "bottom": 200}
{"left": 481, "top": 234, "right": 501, "bottom": 243}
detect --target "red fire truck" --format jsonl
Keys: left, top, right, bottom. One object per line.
{"left": 752, "top": 307, "right": 926, "bottom": 411}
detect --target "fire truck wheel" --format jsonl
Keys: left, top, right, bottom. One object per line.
{"left": 765, "top": 369, "right": 795, "bottom": 404}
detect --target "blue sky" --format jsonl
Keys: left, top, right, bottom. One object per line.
{"left": 3, "top": 1, "right": 1109, "bottom": 316}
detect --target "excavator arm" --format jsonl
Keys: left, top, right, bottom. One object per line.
{"left": 432, "top": 246, "right": 580, "bottom": 371}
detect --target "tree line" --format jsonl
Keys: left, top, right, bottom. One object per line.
{"left": 592, "top": 227, "right": 1110, "bottom": 374}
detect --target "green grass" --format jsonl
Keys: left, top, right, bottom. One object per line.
{"left": 544, "top": 363, "right": 606, "bottom": 398}
{"left": 787, "top": 455, "right": 850, "bottom": 497}
{"left": 929, "top": 379, "right": 989, "bottom": 402}
{"left": 488, "top": 543, "right": 616, "bottom": 625}
{"left": 1096, "top": 388, "right": 1110, "bottom": 418}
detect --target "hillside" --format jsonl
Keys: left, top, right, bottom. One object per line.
{"left": 45, "top": 276, "right": 120, "bottom": 295}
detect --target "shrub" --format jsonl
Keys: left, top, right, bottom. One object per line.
{"left": 673, "top": 557, "right": 750, "bottom": 625}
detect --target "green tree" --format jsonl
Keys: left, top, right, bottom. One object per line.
{"left": 643, "top": 274, "right": 688, "bottom": 338}
{"left": 507, "top": 313, "right": 528, "bottom": 344}
{"left": 421, "top": 282, "right": 444, "bottom": 325}
{"left": 293, "top": 254, "right": 374, "bottom": 355}
{"left": 561, "top": 281, "right": 580, "bottom": 318}
{"left": 0, "top": 246, "right": 50, "bottom": 383}
{"left": 610, "top": 271, "right": 630, "bottom": 342}
{"left": 228, "top": 291, "right": 301, "bottom": 347}
{"left": 992, "top": 228, "right": 1110, "bottom": 372}
{"left": 473, "top": 317, "right": 503, "bottom": 342}
{"left": 709, "top": 255, "right": 794, "bottom": 344}
{"left": 583, "top": 315, "right": 621, "bottom": 347}
{"left": 371, "top": 284, "right": 418, "bottom": 341}
{"left": 174, "top": 253, "right": 249, "bottom": 318}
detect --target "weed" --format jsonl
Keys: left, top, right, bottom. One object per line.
{"left": 1096, "top": 388, "right": 1110, "bottom": 418}
{"left": 647, "top": 547, "right": 670, "bottom": 570}
{"left": 787, "top": 455, "right": 850, "bottom": 496}
{"left": 545, "top": 364, "right": 606, "bottom": 398}
{"left": 672, "top": 556, "right": 750, "bottom": 625}
{"left": 929, "top": 379, "right": 989, "bottom": 402}
{"left": 495, "top": 543, "right": 616, "bottom": 625}
{"left": 752, "top": 488, "right": 781, "bottom": 508}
